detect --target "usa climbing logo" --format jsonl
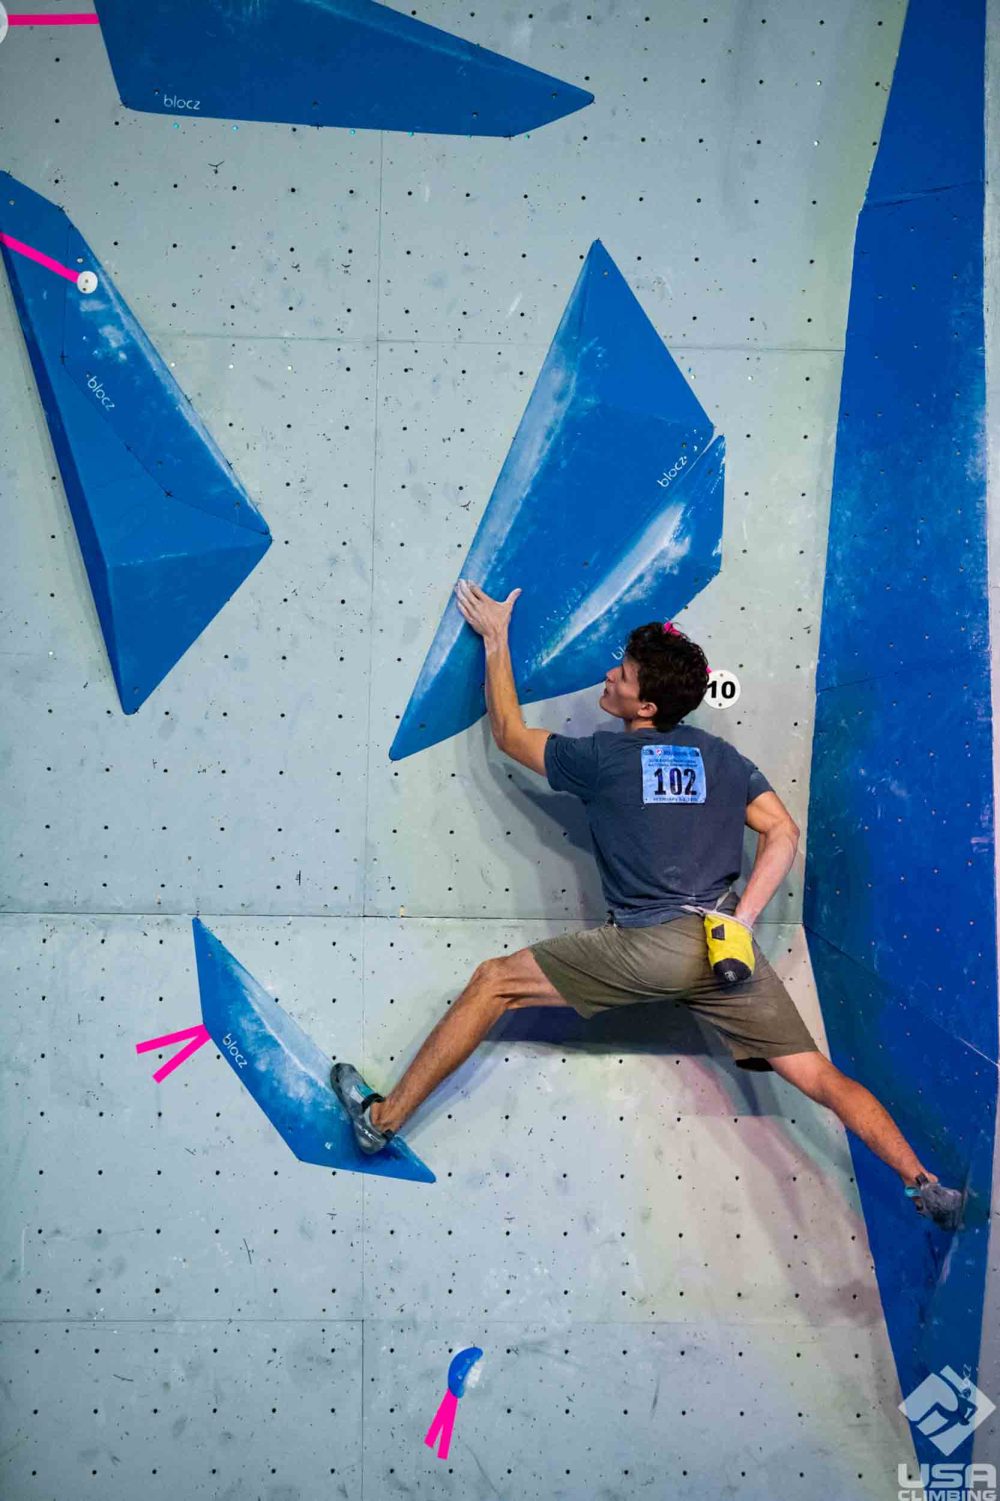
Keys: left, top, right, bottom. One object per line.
{"left": 898, "top": 1365, "right": 995, "bottom": 1457}
{"left": 896, "top": 1462, "right": 996, "bottom": 1501}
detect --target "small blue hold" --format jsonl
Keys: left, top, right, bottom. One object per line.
{"left": 447, "top": 1345, "right": 483, "bottom": 1398}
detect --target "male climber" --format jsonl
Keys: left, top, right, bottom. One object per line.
{"left": 332, "top": 579, "right": 966, "bottom": 1232}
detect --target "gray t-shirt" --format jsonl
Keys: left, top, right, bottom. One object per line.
{"left": 543, "top": 724, "right": 773, "bottom": 928}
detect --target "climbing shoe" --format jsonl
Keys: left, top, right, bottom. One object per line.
{"left": 904, "top": 1173, "right": 967, "bottom": 1232}
{"left": 682, "top": 905, "right": 756, "bottom": 985}
{"left": 330, "top": 1061, "right": 395, "bottom": 1155}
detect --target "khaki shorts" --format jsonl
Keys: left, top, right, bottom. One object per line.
{"left": 528, "top": 888, "right": 820, "bottom": 1072}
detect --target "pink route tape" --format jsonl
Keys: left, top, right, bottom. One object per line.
{"left": 136, "top": 1024, "right": 212, "bottom": 1083}
{"left": 0, "top": 230, "right": 79, "bottom": 282}
{"left": 424, "top": 1390, "right": 459, "bottom": 1461}
{"left": 8, "top": 13, "right": 100, "bottom": 24}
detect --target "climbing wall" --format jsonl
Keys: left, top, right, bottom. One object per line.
{"left": 2, "top": 2, "right": 996, "bottom": 1497}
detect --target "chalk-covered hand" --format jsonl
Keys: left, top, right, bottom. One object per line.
{"left": 454, "top": 578, "right": 522, "bottom": 639}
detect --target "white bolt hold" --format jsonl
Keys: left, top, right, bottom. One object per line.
{"left": 0, "top": 4, "right": 8, "bottom": 46}
{"left": 77, "top": 270, "right": 98, "bottom": 294}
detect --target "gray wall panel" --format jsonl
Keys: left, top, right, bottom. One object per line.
{"left": 0, "top": 1319, "right": 363, "bottom": 1500}
{"left": 377, "top": 0, "right": 905, "bottom": 351}
{"left": 0, "top": 330, "right": 378, "bottom": 915}
{"left": 0, "top": 1314, "right": 914, "bottom": 1501}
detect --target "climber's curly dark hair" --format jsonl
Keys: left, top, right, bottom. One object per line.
{"left": 624, "top": 622, "right": 710, "bottom": 731}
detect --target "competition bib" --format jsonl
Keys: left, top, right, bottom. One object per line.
{"left": 641, "top": 744, "right": 706, "bottom": 805}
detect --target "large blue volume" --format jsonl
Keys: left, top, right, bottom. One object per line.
{"left": 192, "top": 920, "right": 435, "bottom": 1184}
{"left": 0, "top": 172, "right": 271, "bottom": 713}
{"left": 803, "top": 0, "right": 995, "bottom": 1463}
{"left": 93, "top": 0, "right": 593, "bottom": 136}
{"left": 391, "top": 240, "right": 724, "bottom": 761}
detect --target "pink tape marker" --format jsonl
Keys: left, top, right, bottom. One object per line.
{"left": 0, "top": 231, "right": 79, "bottom": 282}
{"left": 136, "top": 1023, "right": 211, "bottom": 1083}
{"left": 424, "top": 1390, "right": 459, "bottom": 1461}
{"left": 8, "top": 13, "right": 100, "bottom": 24}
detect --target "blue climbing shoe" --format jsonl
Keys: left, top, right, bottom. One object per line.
{"left": 905, "top": 1173, "right": 967, "bottom": 1231}
{"left": 330, "top": 1062, "right": 395, "bottom": 1156}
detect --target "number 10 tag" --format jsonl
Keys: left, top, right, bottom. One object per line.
{"left": 641, "top": 745, "right": 706, "bottom": 804}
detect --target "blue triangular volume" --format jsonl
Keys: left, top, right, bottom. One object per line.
{"left": 390, "top": 240, "right": 724, "bottom": 761}
{"left": 192, "top": 920, "right": 436, "bottom": 1185}
{"left": 93, "top": 0, "right": 593, "bottom": 136}
{"left": 0, "top": 171, "right": 271, "bottom": 712}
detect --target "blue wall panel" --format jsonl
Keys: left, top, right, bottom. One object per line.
{"left": 805, "top": 0, "right": 997, "bottom": 1460}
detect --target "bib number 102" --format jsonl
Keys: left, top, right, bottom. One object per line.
{"left": 641, "top": 744, "right": 706, "bottom": 804}
{"left": 655, "top": 765, "right": 698, "bottom": 797}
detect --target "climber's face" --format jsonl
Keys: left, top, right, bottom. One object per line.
{"left": 600, "top": 655, "right": 658, "bottom": 730}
